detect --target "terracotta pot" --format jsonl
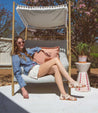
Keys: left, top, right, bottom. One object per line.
{"left": 78, "top": 55, "right": 87, "bottom": 63}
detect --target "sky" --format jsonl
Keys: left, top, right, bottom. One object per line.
{"left": 0, "top": 0, "right": 25, "bottom": 34}
{"left": 0, "top": 0, "right": 69, "bottom": 35}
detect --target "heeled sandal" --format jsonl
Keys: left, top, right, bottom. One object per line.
{"left": 69, "top": 81, "right": 86, "bottom": 88}
{"left": 60, "top": 94, "right": 77, "bottom": 101}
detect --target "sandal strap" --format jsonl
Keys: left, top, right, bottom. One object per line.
{"left": 69, "top": 82, "right": 85, "bottom": 88}
{"left": 60, "top": 94, "right": 76, "bottom": 101}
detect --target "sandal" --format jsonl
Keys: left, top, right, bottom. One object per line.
{"left": 60, "top": 94, "right": 77, "bottom": 101}
{"left": 69, "top": 81, "right": 86, "bottom": 88}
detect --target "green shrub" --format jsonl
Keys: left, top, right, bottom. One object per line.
{"left": 90, "top": 53, "right": 98, "bottom": 58}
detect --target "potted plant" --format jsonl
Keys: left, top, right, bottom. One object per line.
{"left": 76, "top": 42, "right": 89, "bottom": 62}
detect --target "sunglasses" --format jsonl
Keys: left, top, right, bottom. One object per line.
{"left": 17, "top": 40, "right": 25, "bottom": 45}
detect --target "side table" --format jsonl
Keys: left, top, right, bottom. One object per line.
{"left": 75, "top": 62, "right": 91, "bottom": 92}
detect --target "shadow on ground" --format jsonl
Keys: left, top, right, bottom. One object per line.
{"left": 15, "top": 83, "right": 84, "bottom": 99}
{"left": 0, "top": 92, "right": 29, "bottom": 113}
{"left": 15, "top": 83, "right": 69, "bottom": 96}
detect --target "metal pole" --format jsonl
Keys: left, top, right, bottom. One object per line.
{"left": 12, "top": 1, "right": 15, "bottom": 96}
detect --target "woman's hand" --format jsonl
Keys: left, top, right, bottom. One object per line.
{"left": 21, "top": 87, "right": 29, "bottom": 99}
{"left": 41, "top": 49, "right": 51, "bottom": 57}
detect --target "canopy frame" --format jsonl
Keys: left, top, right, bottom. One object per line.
{"left": 11, "top": 1, "right": 71, "bottom": 96}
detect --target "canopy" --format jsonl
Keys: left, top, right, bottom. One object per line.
{"left": 16, "top": 4, "right": 68, "bottom": 29}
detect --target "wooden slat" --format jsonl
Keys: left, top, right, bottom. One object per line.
{"left": 68, "top": 0, "right": 71, "bottom": 94}
{"left": 12, "top": 1, "right": 15, "bottom": 96}
{"left": 25, "top": 27, "right": 28, "bottom": 40}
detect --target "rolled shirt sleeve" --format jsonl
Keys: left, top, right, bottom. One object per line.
{"left": 27, "top": 47, "right": 42, "bottom": 56}
{"left": 12, "top": 55, "right": 26, "bottom": 88}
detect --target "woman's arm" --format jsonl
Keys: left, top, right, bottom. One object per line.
{"left": 27, "top": 47, "right": 42, "bottom": 56}
{"left": 12, "top": 55, "right": 26, "bottom": 88}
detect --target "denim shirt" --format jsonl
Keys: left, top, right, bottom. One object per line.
{"left": 12, "top": 47, "right": 41, "bottom": 88}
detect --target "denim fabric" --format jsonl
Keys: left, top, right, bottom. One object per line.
{"left": 12, "top": 47, "right": 41, "bottom": 88}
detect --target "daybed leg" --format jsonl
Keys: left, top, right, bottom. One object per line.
{"left": 12, "top": 70, "right": 14, "bottom": 96}
{"left": 12, "top": 81, "right": 14, "bottom": 96}
{"left": 12, "top": 64, "right": 14, "bottom": 96}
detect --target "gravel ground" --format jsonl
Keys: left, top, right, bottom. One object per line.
{"left": 0, "top": 68, "right": 98, "bottom": 88}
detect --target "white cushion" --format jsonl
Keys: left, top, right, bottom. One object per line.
{"left": 59, "top": 52, "right": 69, "bottom": 71}
{"left": 14, "top": 74, "right": 67, "bottom": 83}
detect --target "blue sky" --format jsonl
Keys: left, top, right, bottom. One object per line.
{"left": 0, "top": 0, "right": 22, "bottom": 12}
{"left": 0, "top": 0, "right": 68, "bottom": 35}
{"left": 0, "top": 0, "right": 25, "bottom": 34}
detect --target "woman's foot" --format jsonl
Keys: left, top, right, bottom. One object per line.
{"left": 69, "top": 81, "right": 86, "bottom": 88}
{"left": 60, "top": 94, "right": 77, "bottom": 101}
{"left": 21, "top": 87, "right": 29, "bottom": 99}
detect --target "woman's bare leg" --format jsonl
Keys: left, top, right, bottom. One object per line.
{"left": 38, "top": 57, "right": 75, "bottom": 83}
{"left": 38, "top": 64, "right": 67, "bottom": 95}
{"left": 47, "top": 65, "right": 67, "bottom": 95}
{"left": 38, "top": 64, "right": 77, "bottom": 100}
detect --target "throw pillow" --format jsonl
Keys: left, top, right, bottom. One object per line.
{"left": 33, "top": 46, "right": 60, "bottom": 64}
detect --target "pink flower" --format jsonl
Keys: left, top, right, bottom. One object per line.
{"left": 85, "top": 11, "right": 90, "bottom": 16}
{"left": 34, "top": 0, "right": 39, "bottom": 3}
{"left": 73, "top": 7, "right": 76, "bottom": 9}
{"left": 90, "top": 9, "right": 93, "bottom": 12}
{"left": 80, "top": 11, "right": 83, "bottom": 13}
{"left": 79, "top": 0, "right": 83, "bottom": 2}
{"left": 96, "top": 0, "right": 98, "bottom": 2}
{"left": 79, "top": 4, "right": 86, "bottom": 8}
{"left": 94, "top": 18, "right": 97, "bottom": 22}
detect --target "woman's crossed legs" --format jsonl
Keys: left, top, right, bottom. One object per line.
{"left": 22, "top": 57, "right": 84, "bottom": 100}
{"left": 38, "top": 57, "right": 77, "bottom": 100}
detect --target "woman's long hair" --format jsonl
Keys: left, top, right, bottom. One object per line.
{"left": 12, "top": 36, "right": 32, "bottom": 61}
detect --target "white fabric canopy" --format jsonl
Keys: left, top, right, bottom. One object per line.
{"left": 16, "top": 4, "right": 68, "bottom": 29}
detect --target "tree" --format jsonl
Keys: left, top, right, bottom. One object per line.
{"left": 0, "top": 6, "right": 12, "bottom": 37}
{"left": 71, "top": 0, "right": 97, "bottom": 54}
{"left": 21, "top": 0, "right": 66, "bottom": 6}
{"left": 70, "top": 0, "right": 98, "bottom": 67}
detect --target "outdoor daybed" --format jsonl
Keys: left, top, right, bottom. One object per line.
{"left": 12, "top": 2, "right": 72, "bottom": 96}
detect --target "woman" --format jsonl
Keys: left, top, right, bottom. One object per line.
{"left": 12, "top": 36, "right": 85, "bottom": 100}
